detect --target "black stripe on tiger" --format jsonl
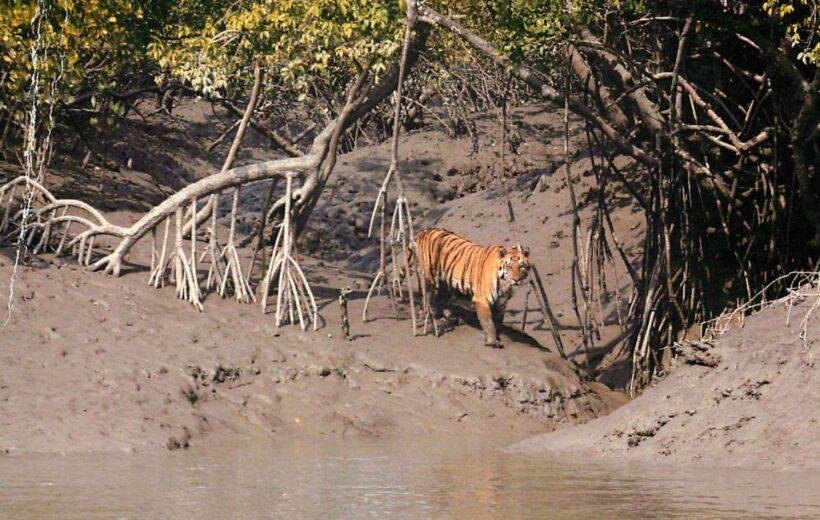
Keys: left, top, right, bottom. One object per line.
{"left": 413, "top": 228, "right": 530, "bottom": 348}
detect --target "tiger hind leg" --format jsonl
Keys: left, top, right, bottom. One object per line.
{"left": 430, "top": 283, "right": 449, "bottom": 319}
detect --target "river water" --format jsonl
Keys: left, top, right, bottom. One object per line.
{"left": 1, "top": 436, "right": 818, "bottom": 519}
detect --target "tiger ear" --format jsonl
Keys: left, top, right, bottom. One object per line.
{"left": 497, "top": 247, "right": 507, "bottom": 258}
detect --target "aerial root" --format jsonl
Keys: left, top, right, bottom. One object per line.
{"left": 168, "top": 205, "right": 202, "bottom": 310}
{"left": 0, "top": 184, "right": 18, "bottom": 234}
{"left": 361, "top": 2, "right": 434, "bottom": 335}
{"left": 0, "top": 38, "right": 424, "bottom": 329}
{"left": 389, "top": 196, "right": 404, "bottom": 305}
{"left": 55, "top": 211, "right": 71, "bottom": 256}
{"left": 147, "top": 217, "right": 171, "bottom": 288}
{"left": 31, "top": 206, "right": 64, "bottom": 254}
{"left": 259, "top": 173, "right": 318, "bottom": 330}
{"left": 391, "top": 195, "right": 417, "bottom": 334}
{"left": 362, "top": 270, "right": 384, "bottom": 323}
{"left": 362, "top": 164, "right": 398, "bottom": 323}
{"left": 200, "top": 193, "right": 223, "bottom": 291}
{"left": 1, "top": 176, "right": 132, "bottom": 271}
{"left": 218, "top": 188, "right": 254, "bottom": 303}
{"left": 1, "top": 170, "right": 321, "bottom": 323}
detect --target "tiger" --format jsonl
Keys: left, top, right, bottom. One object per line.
{"left": 412, "top": 228, "right": 531, "bottom": 348}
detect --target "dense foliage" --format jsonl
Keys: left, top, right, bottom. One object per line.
{"left": 0, "top": 0, "right": 157, "bottom": 137}
{"left": 148, "top": 0, "right": 404, "bottom": 97}
{"left": 2, "top": 1, "right": 815, "bottom": 143}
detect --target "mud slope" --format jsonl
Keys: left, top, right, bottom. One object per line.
{"left": 512, "top": 300, "right": 819, "bottom": 469}
{"left": 233, "top": 103, "right": 644, "bottom": 367}
{"left": 20, "top": 97, "right": 645, "bottom": 369}
{"left": 0, "top": 100, "right": 635, "bottom": 454}
{"left": 0, "top": 245, "right": 624, "bottom": 453}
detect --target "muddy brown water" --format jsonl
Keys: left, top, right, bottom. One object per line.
{"left": 1, "top": 437, "right": 818, "bottom": 519}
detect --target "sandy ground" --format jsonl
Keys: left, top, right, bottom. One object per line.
{"left": 512, "top": 299, "right": 819, "bottom": 469}
{"left": 0, "top": 99, "right": 633, "bottom": 454}
{"left": 3, "top": 96, "right": 814, "bottom": 469}
{"left": 232, "top": 103, "right": 645, "bottom": 376}
{"left": 0, "top": 248, "right": 622, "bottom": 453}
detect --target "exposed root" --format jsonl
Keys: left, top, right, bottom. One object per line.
{"left": 143, "top": 203, "right": 203, "bottom": 309}
{"left": 182, "top": 64, "right": 264, "bottom": 235}
{"left": 362, "top": 270, "right": 385, "bottom": 322}
{"left": 147, "top": 218, "right": 171, "bottom": 288}
{"left": 259, "top": 173, "right": 318, "bottom": 330}
{"left": 219, "top": 188, "right": 254, "bottom": 303}
{"left": 0, "top": 28, "right": 430, "bottom": 331}
{"left": 391, "top": 195, "right": 418, "bottom": 334}
{"left": 0, "top": 184, "right": 18, "bottom": 234}
{"left": 362, "top": 0, "right": 434, "bottom": 334}
{"left": 169, "top": 205, "right": 202, "bottom": 311}
{"left": 363, "top": 165, "right": 398, "bottom": 323}
{"left": 200, "top": 196, "right": 223, "bottom": 291}
{"left": 1, "top": 177, "right": 128, "bottom": 267}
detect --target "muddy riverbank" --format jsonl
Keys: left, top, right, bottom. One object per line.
{"left": 513, "top": 299, "right": 819, "bottom": 470}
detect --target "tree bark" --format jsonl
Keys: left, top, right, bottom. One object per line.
{"left": 563, "top": 42, "right": 629, "bottom": 131}
{"left": 578, "top": 29, "right": 665, "bottom": 135}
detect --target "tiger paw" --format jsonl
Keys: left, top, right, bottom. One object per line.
{"left": 485, "top": 339, "right": 504, "bottom": 349}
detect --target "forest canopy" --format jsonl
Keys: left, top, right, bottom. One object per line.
{"left": 2, "top": 1, "right": 816, "bottom": 142}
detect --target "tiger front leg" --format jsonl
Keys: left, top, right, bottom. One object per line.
{"left": 491, "top": 304, "right": 506, "bottom": 336}
{"left": 475, "top": 300, "right": 502, "bottom": 348}
{"left": 421, "top": 280, "right": 441, "bottom": 337}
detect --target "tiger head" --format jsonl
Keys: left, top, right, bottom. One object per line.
{"left": 497, "top": 245, "right": 531, "bottom": 287}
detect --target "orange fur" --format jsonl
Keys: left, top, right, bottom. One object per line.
{"left": 414, "top": 228, "right": 530, "bottom": 347}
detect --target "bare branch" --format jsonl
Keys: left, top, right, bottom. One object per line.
{"left": 418, "top": 5, "right": 660, "bottom": 169}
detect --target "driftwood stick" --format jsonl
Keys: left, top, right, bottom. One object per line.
{"left": 339, "top": 286, "right": 352, "bottom": 340}
{"left": 529, "top": 265, "right": 567, "bottom": 359}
